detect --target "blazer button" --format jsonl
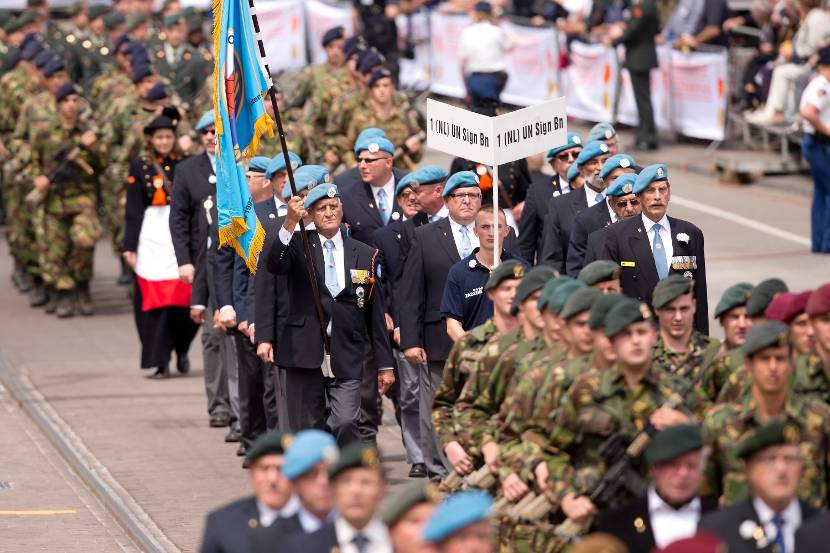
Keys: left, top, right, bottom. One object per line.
{"left": 332, "top": 299, "right": 337, "bottom": 303}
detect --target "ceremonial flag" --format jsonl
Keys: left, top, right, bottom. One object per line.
{"left": 212, "top": 0, "right": 273, "bottom": 272}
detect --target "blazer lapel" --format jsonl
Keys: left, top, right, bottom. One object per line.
{"left": 338, "top": 240, "right": 360, "bottom": 298}
{"left": 569, "top": 187, "right": 587, "bottom": 216}
{"left": 308, "top": 230, "right": 328, "bottom": 296}
{"left": 629, "top": 219, "right": 660, "bottom": 287}
{"left": 362, "top": 182, "right": 384, "bottom": 227}
{"left": 437, "top": 218, "right": 461, "bottom": 264}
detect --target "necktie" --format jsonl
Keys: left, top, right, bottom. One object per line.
{"left": 772, "top": 515, "right": 786, "bottom": 553}
{"left": 377, "top": 188, "right": 389, "bottom": 224}
{"left": 459, "top": 226, "right": 472, "bottom": 259}
{"left": 352, "top": 534, "right": 369, "bottom": 553}
{"left": 651, "top": 223, "right": 669, "bottom": 280}
{"left": 595, "top": 191, "right": 605, "bottom": 206}
{"left": 429, "top": 213, "right": 441, "bottom": 223}
{"left": 323, "top": 239, "right": 340, "bottom": 297}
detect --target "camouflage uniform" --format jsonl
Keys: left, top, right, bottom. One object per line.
{"left": 717, "top": 352, "right": 830, "bottom": 405}
{"left": 344, "top": 99, "right": 424, "bottom": 170}
{"left": 89, "top": 66, "right": 133, "bottom": 109}
{"left": 702, "top": 393, "right": 830, "bottom": 509}
{"left": 287, "top": 63, "right": 342, "bottom": 109}
{"left": 652, "top": 332, "right": 722, "bottom": 414}
{"left": 301, "top": 67, "right": 350, "bottom": 169}
{"left": 702, "top": 344, "right": 745, "bottom": 403}
{"left": 152, "top": 43, "right": 212, "bottom": 107}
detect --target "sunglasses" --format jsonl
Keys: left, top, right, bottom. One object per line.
{"left": 555, "top": 151, "right": 577, "bottom": 161}
{"left": 200, "top": 128, "right": 216, "bottom": 136}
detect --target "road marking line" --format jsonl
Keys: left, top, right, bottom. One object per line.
{"left": 672, "top": 195, "right": 811, "bottom": 247}
{"left": 0, "top": 509, "right": 76, "bottom": 515}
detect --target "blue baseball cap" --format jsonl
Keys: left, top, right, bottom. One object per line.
{"left": 266, "top": 152, "right": 303, "bottom": 180}
{"left": 282, "top": 429, "right": 338, "bottom": 480}
{"left": 248, "top": 156, "right": 271, "bottom": 173}
{"left": 422, "top": 491, "right": 493, "bottom": 543}
{"left": 442, "top": 171, "right": 480, "bottom": 198}
{"left": 605, "top": 172, "right": 638, "bottom": 197}
{"left": 283, "top": 165, "right": 331, "bottom": 200}
{"left": 546, "top": 132, "right": 582, "bottom": 161}
{"left": 195, "top": 110, "right": 215, "bottom": 131}
{"left": 304, "top": 183, "right": 339, "bottom": 209}
{"left": 575, "top": 140, "right": 610, "bottom": 167}
{"left": 396, "top": 165, "right": 449, "bottom": 197}
{"left": 599, "top": 154, "right": 636, "bottom": 179}
{"left": 354, "top": 135, "right": 395, "bottom": 156}
{"left": 587, "top": 122, "right": 617, "bottom": 142}
{"left": 633, "top": 163, "right": 668, "bottom": 194}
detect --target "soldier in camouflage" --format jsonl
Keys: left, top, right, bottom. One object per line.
{"left": 152, "top": 13, "right": 211, "bottom": 107}
{"left": 702, "top": 282, "right": 754, "bottom": 401}
{"left": 702, "top": 321, "right": 830, "bottom": 510}
{"left": 286, "top": 25, "right": 346, "bottom": 110}
{"left": 804, "top": 284, "right": 830, "bottom": 405}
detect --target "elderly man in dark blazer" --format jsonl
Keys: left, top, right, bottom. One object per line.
{"left": 602, "top": 163, "right": 709, "bottom": 334}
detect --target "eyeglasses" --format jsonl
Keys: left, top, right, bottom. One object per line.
{"left": 448, "top": 192, "right": 482, "bottom": 201}
{"left": 613, "top": 199, "right": 640, "bottom": 207}
{"left": 200, "top": 128, "right": 216, "bottom": 136}
{"left": 357, "top": 157, "right": 384, "bottom": 165}
{"left": 555, "top": 151, "right": 577, "bottom": 161}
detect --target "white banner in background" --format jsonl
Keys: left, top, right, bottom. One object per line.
{"left": 306, "top": 0, "right": 354, "bottom": 65}
{"left": 564, "top": 41, "right": 618, "bottom": 123}
{"left": 616, "top": 46, "right": 671, "bottom": 132}
{"left": 666, "top": 48, "right": 728, "bottom": 141}
{"left": 396, "top": 11, "right": 432, "bottom": 90}
{"left": 257, "top": 0, "right": 307, "bottom": 71}
{"left": 428, "top": 12, "right": 470, "bottom": 98}
{"left": 501, "top": 22, "right": 561, "bottom": 106}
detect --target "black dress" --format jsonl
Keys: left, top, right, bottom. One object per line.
{"left": 123, "top": 153, "right": 199, "bottom": 369}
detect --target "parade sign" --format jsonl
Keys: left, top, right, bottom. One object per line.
{"left": 426, "top": 99, "right": 496, "bottom": 165}
{"left": 492, "top": 97, "right": 568, "bottom": 164}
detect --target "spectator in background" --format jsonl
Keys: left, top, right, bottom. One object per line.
{"left": 459, "top": 1, "right": 512, "bottom": 115}
{"left": 352, "top": 0, "right": 401, "bottom": 82}
{"left": 662, "top": 0, "right": 731, "bottom": 49}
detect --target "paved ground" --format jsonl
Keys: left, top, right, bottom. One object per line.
{"left": 0, "top": 123, "right": 826, "bottom": 552}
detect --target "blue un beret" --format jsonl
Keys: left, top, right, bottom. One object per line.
{"left": 354, "top": 135, "right": 395, "bottom": 156}
{"left": 587, "top": 122, "right": 617, "bottom": 142}
{"left": 248, "top": 156, "right": 271, "bottom": 173}
{"left": 55, "top": 82, "right": 80, "bottom": 103}
{"left": 599, "top": 154, "right": 636, "bottom": 179}
{"left": 283, "top": 429, "right": 338, "bottom": 480}
{"left": 423, "top": 491, "right": 493, "bottom": 543}
{"left": 605, "top": 173, "right": 638, "bottom": 197}
{"left": 575, "top": 140, "right": 610, "bottom": 167}
{"left": 396, "top": 165, "right": 448, "bottom": 197}
{"left": 321, "top": 25, "right": 345, "bottom": 47}
{"left": 304, "top": 183, "right": 340, "bottom": 209}
{"left": 442, "top": 171, "right": 480, "bottom": 198}
{"left": 633, "top": 163, "right": 669, "bottom": 194}
{"left": 266, "top": 152, "right": 303, "bottom": 180}
{"left": 546, "top": 132, "right": 582, "bottom": 161}
{"left": 195, "top": 110, "right": 215, "bottom": 131}
{"left": 284, "top": 165, "right": 332, "bottom": 200}
{"left": 566, "top": 163, "right": 579, "bottom": 182}
{"left": 42, "top": 57, "right": 66, "bottom": 78}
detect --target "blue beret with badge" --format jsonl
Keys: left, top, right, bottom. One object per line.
{"left": 442, "top": 171, "right": 480, "bottom": 198}
{"left": 321, "top": 25, "right": 345, "bottom": 47}
{"left": 423, "top": 490, "right": 493, "bottom": 543}
{"left": 282, "top": 429, "right": 338, "bottom": 480}
{"left": 600, "top": 154, "right": 636, "bottom": 179}
{"left": 587, "top": 122, "right": 617, "bottom": 142}
{"left": 605, "top": 173, "right": 638, "bottom": 197}
{"left": 21, "top": 37, "right": 44, "bottom": 61}
{"left": 195, "top": 109, "right": 215, "bottom": 131}
{"left": 356, "top": 127, "right": 386, "bottom": 142}
{"left": 266, "top": 152, "right": 303, "bottom": 180}
{"left": 248, "top": 156, "right": 271, "bottom": 173}
{"left": 575, "top": 140, "right": 610, "bottom": 167}
{"left": 354, "top": 135, "right": 395, "bottom": 156}
{"left": 304, "top": 183, "right": 339, "bottom": 209}
{"left": 396, "top": 165, "right": 448, "bottom": 197}
{"left": 283, "top": 165, "right": 331, "bottom": 200}
{"left": 341, "top": 36, "right": 365, "bottom": 60}
{"left": 633, "top": 163, "right": 669, "bottom": 194}
{"left": 546, "top": 131, "right": 583, "bottom": 160}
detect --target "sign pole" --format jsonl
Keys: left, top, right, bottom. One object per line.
{"left": 492, "top": 164, "right": 500, "bottom": 268}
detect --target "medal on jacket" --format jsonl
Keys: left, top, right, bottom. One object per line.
{"left": 356, "top": 286, "right": 365, "bottom": 309}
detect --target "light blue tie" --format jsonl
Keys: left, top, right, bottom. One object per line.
{"left": 459, "top": 226, "right": 472, "bottom": 259}
{"left": 323, "top": 239, "right": 340, "bottom": 297}
{"left": 377, "top": 188, "right": 389, "bottom": 224}
{"left": 652, "top": 223, "right": 669, "bottom": 280}
{"left": 429, "top": 213, "right": 441, "bottom": 223}
{"left": 772, "top": 515, "right": 786, "bottom": 553}
{"left": 595, "top": 191, "right": 605, "bottom": 205}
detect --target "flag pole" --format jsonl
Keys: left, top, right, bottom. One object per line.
{"left": 247, "top": 0, "right": 331, "bottom": 356}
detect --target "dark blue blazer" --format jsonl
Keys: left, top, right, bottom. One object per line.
{"left": 170, "top": 152, "right": 214, "bottom": 266}
{"left": 339, "top": 178, "right": 405, "bottom": 245}
{"left": 282, "top": 521, "right": 338, "bottom": 553}
{"left": 200, "top": 496, "right": 300, "bottom": 553}
{"left": 334, "top": 166, "right": 408, "bottom": 193}
{"left": 211, "top": 197, "right": 251, "bottom": 324}
{"left": 251, "top": 198, "right": 288, "bottom": 345}
{"left": 517, "top": 173, "right": 564, "bottom": 263}
{"left": 540, "top": 186, "right": 588, "bottom": 273}
{"left": 795, "top": 511, "right": 830, "bottom": 553}
{"left": 584, "top": 224, "right": 612, "bottom": 266}
{"left": 370, "top": 218, "right": 405, "bottom": 324}
{"left": 566, "top": 199, "right": 612, "bottom": 277}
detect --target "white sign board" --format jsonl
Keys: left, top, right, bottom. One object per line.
{"left": 426, "top": 99, "right": 495, "bottom": 165}
{"left": 492, "top": 97, "right": 567, "bottom": 164}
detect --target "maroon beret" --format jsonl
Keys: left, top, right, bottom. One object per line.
{"left": 806, "top": 283, "right": 830, "bottom": 316}
{"left": 654, "top": 532, "right": 724, "bottom": 553}
{"left": 764, "top": 291, "right": 811, "bottom": 323}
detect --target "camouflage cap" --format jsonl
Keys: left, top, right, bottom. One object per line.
{"left": 604, "top": 297, "right": 652, "bottom": 338}
{"left": 381, "top": 481, "right": 439, "bottom": 527}
{"left": 329, "top": 442, "right": 381, "bottom": 480}
{"left": 244, "top": 430, "right": 294, "bottom": 464}
{"left": 510, "top": 266, "right": 557, "bottom": 315}
{"left": 578, "top": 260, "right": 620, "bottom": 286}
{"left": 588, "top": 293, "right": 627, "bottom": 330}
{"left": 484, "top": 260, "right": 525, "bottom": 291}
{"left": 714, "top": 282, "right": 753, "bottom": 319}
{"left": 560, "top": 286, "right": 601, "bottom": 321}
{"left": 735, "top": 419, "right": 800, "bottom": 460}
{"left": 644, "top": 424, "right": 702, "bottom": 465}
{"left": 652, "top": 274, "right": 694, "bottom": 309}
{"left": 745, "top": 278, "right": 788, "bottom": 318}
{"left": 741, "top": 321, "right": 789, "bottom": 356}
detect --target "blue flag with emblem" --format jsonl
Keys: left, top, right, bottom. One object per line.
{"left": 212, "top": 0, "right": 272, "bottom": 272}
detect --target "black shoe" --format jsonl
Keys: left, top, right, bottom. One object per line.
{"left": 210, "top": 412, "right": 231, "bottom": 428}
{"left": 631, "top": 140, "right": 658, "bottom": 151}
{"left": 241, "top": 458, "right": 251, "bottom": 469}
{"left": 225, "top": 429, "right": 241, "bottom": 442}
{"left": 236, "top": 443, "right": 247, "bottom": 456}
{"left": 409, "top": 463, "right": 428, "bottom": 478}
{"left": 29, "top": 280, "right": 48, "bottom": 307}
{"left": 76, "top": 282, "right": 95, "bottom": 316}
{"left": 55, "top": 289, "right": 76, "bottom": 318}
{"left": 176, "top": 355, "right": 190, "bottom": 375}
{"left": 117, "top": 258, "right": 133, "bottom": 286}
{"left": 44, "top": 287, "right": 58, "bottom": 313}
{"left": 11, "top": 268, "right": 30, "bottom": 292}
{"left": 148, "top": 365, "right": 170, "bottom": 379}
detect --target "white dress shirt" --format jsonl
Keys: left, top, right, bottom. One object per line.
{"left": 257, "top": 494, "right": 300, "bottom": 527}
{"left": 370, "top": 175, "right": 396, "bottom": 219}
{"left": 647, "top": 486, "right": 701, "bottom": 548}
{"left": 428, "top": 205, "right": 449, "bottom": 223}
{"left": 334, "top": 517, "right": 392, "bottom": 553}
{"left": 559, "top": 175, "right": 571, "bottom": 195}
{"left": 754, "top": 495, "right": 801, "bottom": 553}
{"left": 274, "top": 196, "right": 288, "bottom": 218}
{"left": 297, "top": 505, "right": 335, "bottom": 533}
{"left": 641, "top": 213, "right": 673, "bottom": 266}
{"left": 584, "top": 186, "right": 604, "bottom": 207}
{"left": 605, "top": 198, "right": 618, "bottom": 224}
{"left": 448, "top": 216, "right": 479, "bottom": 258}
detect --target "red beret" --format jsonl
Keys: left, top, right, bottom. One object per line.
{"left": 654, "top": 532, "right": 724, "bottom": 553}
{"left": 764, "top": 291, "right": 811, "bottom": 323}
{"left": 806, "top": 283, "right": 830, "bottom": 316}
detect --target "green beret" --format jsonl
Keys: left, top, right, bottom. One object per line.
{"left": 652, "top": 274, "right": 694, "bottom": 309}
{"left": 578, "top": 260, "right": 620, "bottom": 286}
{"left": 537, "top": 276, "right": 575, "bottom": 312}
{"left": 746, "top": 278, "right": 788, "bottom": 318}
{"left": 588, "top": 294, "right": 627, "bottom": 330}
{"left": 644, "top": 424, "right": 702, "bottom": 465}
{"left": 560, "top": 287, "right": 601, "bottom": 321}
{"left": 125, "top": 12, "right": 148, "bottom": 32}
{"left": 103, "top": 12, "right": 126, "bottom": 30}
{"left": 735, "top": 419, "right": 801, "bottom": 460}
{"left": 329, "top": 442, "right": 382, "bottom": 480}
{"left": 714, "top": 282, "right": 753, "bottom": 318}
{"left": 162, "top": 12, "right": 183, "bottom": 27}
{"left": 11, "top": 11, "right": 39, "bottom": 31}
{"left": 87, "top": 5, "right": 109, "bottom": 20}
{"left": 381, "top": 481, "right": 439, "bottom": 527}
{"left": 485, "top": 260, "right": 525, "bottom": 291}
{"left": 551, "top": 280, "right": 586, "bottom": 315}
{"left": 245, "top": 430, "right": 294, "bottom": 464}
{"left": 741, "top": 321, "right": 789, "bottom": 356}
{"left": 604, "top": 297, "right": 652, "bottom": 338}
{"left": 510, "top": 266, "right": 557, "bottom": 315}
{"left": 27, "top": 0, "right": 45, "bottom": 6}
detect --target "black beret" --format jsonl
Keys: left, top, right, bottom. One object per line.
{"left": 145, "top": 82, "right": 168, "bottom": 101}
{"left": 131, "top": 63, "right": 153, "bottom": 84}
{"left": 746, "top": 278, "right": 788, "bottom": 318}
{"left": 588, "top": 293, "right": 626, "bottom": 330}
{"left": 560, "top": 286, "right": 602, "bottom": 321}
{"left": 735, "top": 419, "right": 801, "bottom": 460}
{"left": 818, "top": 45, "right": 830, "bottom": 67}
{"left": 741, "top": 321, "right": 789, "bottom": 356}
{"left": 321, "top": 25, "right": 345, "bottom": 47}
{"left": 714, "top": 282, "right": 753, "bottom": 318}
{"left": 245, "top": 430, "right": 294, "bottom": 464}
{"left": 510, "top": 266, "right": 556, "bottom": 315}
{"left": 577, "top": 260, "right": 620, "bottom": 286}
{"left": 55, "top": 82, "right": 80, "bottom": 103}
{"left": 368, "top": 68, "right": 393, "bottom": 88}
{"left": 42, "top": 57, "right": 66, "bottom": 78}
{"left": 485, "top": 260, "right": 525, "bottom": 291}
{"left": 604, "top": 297, "right": 652, "bottom": 338}
{"left": 357, "top": 49, "right": 384, "bottom": 75}
{"left": 143, "top": 115, "right": 177, "bottom": 135}
{"left": 329, "top": 442, "right": 382, "bottom": 480}
{"left": 341, "top": 36, "right": 365, "bottom": 59}
{"left": 652, "top": 274, "right": 694, "bottom": 309}
{"left": 644, "top": 424, "right": 702, "bottom": 465}
{"left": 381, "top": 481, "right": 439, "bottom": 527}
